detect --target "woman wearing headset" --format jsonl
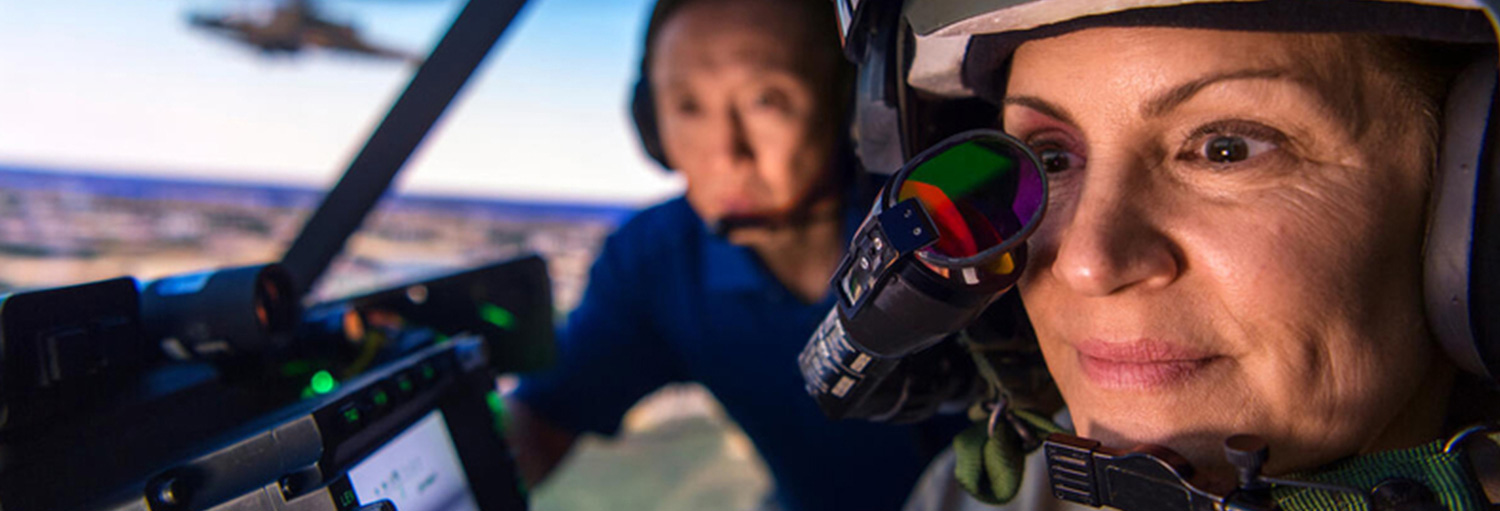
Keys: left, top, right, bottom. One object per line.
{"left": 506, "top": 1, "right": 967, "bottom": 510}
{"left": 821, "top": 1, "right": 1500, "bottom": 510}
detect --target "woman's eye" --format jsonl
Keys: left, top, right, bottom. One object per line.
{"left": 1200, "top": 135, "right": 1275, "bottom": 164}
{"left": 1018, "top": 129, "right": 1084, "bottom": 174}
{"left": 749, "top": 89, "right": 790, "bottom": 112}
{"left": 1182, "top": 121, "right": 1286, "bottom": 168}
{"left": 671, "top": 95, "right": 700, "bottom": 115}
{"left": 1038, "top": 148, "right": 1083, "bottom": 173}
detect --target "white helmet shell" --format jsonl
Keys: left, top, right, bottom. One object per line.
{"left": 903, "top": 0, "right": 1492, "bottom": 96}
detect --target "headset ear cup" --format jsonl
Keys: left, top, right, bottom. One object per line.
{"left": 631, "top": 78, "right": 671, "bottom": 170}
{"left": 1425, "top": 52, "right": 1499, "bottom": 380}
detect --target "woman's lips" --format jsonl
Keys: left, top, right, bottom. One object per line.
{"left": 1073, "top": 339, "right": 1220, "bottom": 389}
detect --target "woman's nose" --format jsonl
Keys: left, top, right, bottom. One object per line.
{"left": 708, "top": 107, "right": 755, "bottom": 168}
{"left": 1049, "top": 163, "right": 1181, "bottom": 296}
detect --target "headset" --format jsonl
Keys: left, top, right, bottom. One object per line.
{"left": 627, "top": 0, "right": 682, "bottom": 170}
{"left": 630, "top": 79, "right": 668, "bottom": 169}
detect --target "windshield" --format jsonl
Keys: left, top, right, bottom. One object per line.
{"left": 0, "top": 0, "right": 681, "bottom": 308}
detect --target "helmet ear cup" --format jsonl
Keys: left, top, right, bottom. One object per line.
{"left": 1425, "top": 51, "right": 1500, "bottom": 380}
{"left": 631, "top": 77, "right": 671, "bottom": 170}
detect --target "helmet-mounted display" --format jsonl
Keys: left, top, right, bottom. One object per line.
{"left": 799, "top": 129, "right": 1047, "bottom": 421}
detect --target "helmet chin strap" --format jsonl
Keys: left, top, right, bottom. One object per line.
{"left": 961, "top": 350, "right": 1499, "bottom": 511}
{"left": 963, "top": 399, "right": 1500, "bottom": 511}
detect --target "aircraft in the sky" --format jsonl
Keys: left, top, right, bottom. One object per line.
{"left": 187, "top": 0, "right": 423, "bottom": 64}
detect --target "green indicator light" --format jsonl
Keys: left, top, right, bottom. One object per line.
{"left": 421, "top": 365, "right": 436, "bottom": 380}
{"left": 372, "top": 391, "right": 389, "bottom": 407}
{"left": 340, "top": 490, "right": 356, "bottom": 507}
{"left": 310, "top": 371, "right": 338, "bottom": 394}
{"left": 300, "top": 387, "right": 316, "bottom": 399}
{"left": 343, "top": 407, "right": 360, "bottom": 423}
{"left": 478, "top": 302, "right": 517, "bottom": 331}
{"left": 486, "top": 391, "right": 505, "bottom": 414}
{"left": 398, "top": 378, "right": 413, "bottom": 393}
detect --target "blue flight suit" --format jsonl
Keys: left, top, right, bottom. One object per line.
{"left": 515, "top": 184, "right": 963, "bottom": 511}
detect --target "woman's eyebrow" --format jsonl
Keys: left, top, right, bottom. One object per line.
{"left": 1141, "top": 68, "right": 1290, "bottom": 118}
{"left": 1004, "top": 68, "right": 1328, "bottom": 127}
{"left": 1002, "top": 95, "right": 1078, "bottom": 127}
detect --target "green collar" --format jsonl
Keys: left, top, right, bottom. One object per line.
{"left": 1274, "top": 439, "right": 1486, "bottom": 511}
{"left": 954, "top": 412, "right": 1491, "bottom": 511}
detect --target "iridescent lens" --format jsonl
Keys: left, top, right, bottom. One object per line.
{"left": 896, "top": 138, "right": 1044, "bottom": 262}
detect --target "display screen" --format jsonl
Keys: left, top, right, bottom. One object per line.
{"left": 347, "top": 411, "right": 482, "bottom": 511}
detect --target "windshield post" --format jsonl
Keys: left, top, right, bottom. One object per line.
{"left": 280, "top": 0, "right": 531, "bottom": 299}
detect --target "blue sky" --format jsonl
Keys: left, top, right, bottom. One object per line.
{"left": 0, "top": 0, "right": 683, "bottom": 205}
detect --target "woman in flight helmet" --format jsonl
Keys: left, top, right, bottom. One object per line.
{"left": 826, "top": 0, "right": 1500, "bottom": 510}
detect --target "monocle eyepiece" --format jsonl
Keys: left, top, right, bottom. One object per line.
{"left": 799, "top": 129, "right": 1048, "bottom": 422}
